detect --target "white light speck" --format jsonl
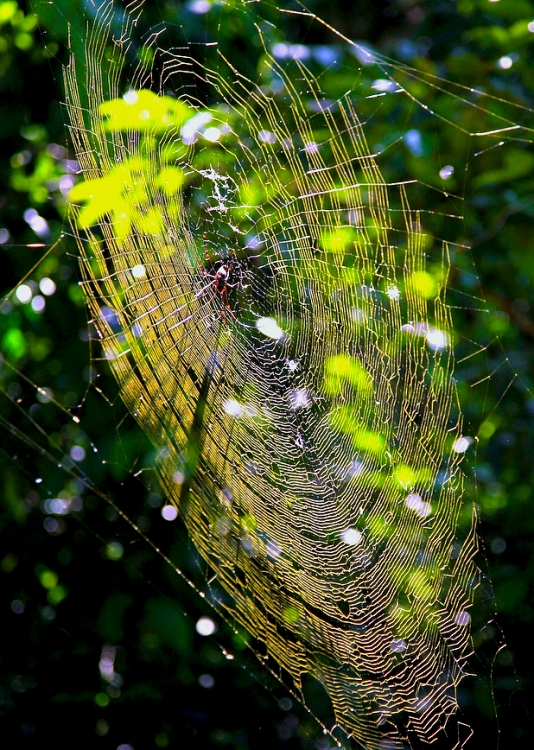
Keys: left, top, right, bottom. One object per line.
{"left": 341, "top": 528, "right": 362, "bottom": 546}
{"left": 405, "top": 493, "right": 421, "bottom": 508}
{"left": 528, "top": 21, "right": 534, "bottom": 33}
{"left": 23, "top": 208, "right": 49, "bottom": 237}
{"left": 204, "top": 126, "right": 221, "bottom": 142}
{"left": 391, "top": 639, "right": 407, "bottom": 653}
{"left": 289, "top": 44, "right": 310, "bottom": 60}
{"left": 196, "top": 616, "right": 216, "bottom": 636}
{"left": 272, "top": 42, "right": 310, "bottom": 60}
{"left": 498, "top": 55, "right": 513, "bottom": 69}
{"left": 161, "top": 504, "right": 178, "bottom": 521}
{"left": 16, "top": 284, "right": 32, "bottom": 303}
{"left": 439, "top": 165, "right": 454, "bottom": 180}
{"left": 386, "top": 285, "right": 400, "bottom": 300}
{"left": 266, "top": 540, "right": 281, "bottom": 560}
{"left": 426, "top": 328, "right": 450, "bottom": 351}
{"left": 172, "top": 471, "right": 184, "bottom": 485}
{"left": 59, "top": 175, "right": 75, "bottom": 195}
{"left": 31, "top": 295, "right": 45, "bottom": 313}
{"left": 258, "top": 130, "right": 276, "bottom": 144}
{"left": 405, "top": 493, "right": 432, "bottom": 518}
{"left": 372, "top": 79, "right": 398, "bottom": 93}
{"left": 70, "top": 445, "right": 86, "bottom": 462}
{"left": 189, "top": 0, "right": 211, "bottom": 14}
{"left": 181, "top": 111, "right": 212, "bottom": 145}
{"left": 453, "top": 436, "right": 473, "bottom": 453}
{"left": 132, "top": 264, "right": 146, "bottom": 279}
{"left": 246, "top": 235, "right": 263, "bottom": 250}
{"left": 123, "top": 90, "right": 138, "bottom": 104}
{"left": 272, "top": 42, "right": 289, "bottom": 59}
{"left": 348, "top": 461, "right": 363, "bottom": 479}
{"left": 256, "top": 317, "right": 284, "bottom": 341}
{"left": 223, "top": 399, "right": 243, "bottom": 418}
{"left": 290, "top": 389, "right": 311, "bottom": 409}
{"left": 44, "top": 498, "right": 70, "bottom": 515}
{"left": 455, "top": 611, "right": 471, "bottom": 626}
{"left": 39, "top": 277, "right": 56, "bottom": 296}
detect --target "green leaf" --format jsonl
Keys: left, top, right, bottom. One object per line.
{"left": 1, "top": 327, "right": 27, "bottom": 360}
{"left": 99, "top": 89, "right": 193, "bottom": 133}
{"left": 324, "top": 354, "right": 373, "bottom": 396}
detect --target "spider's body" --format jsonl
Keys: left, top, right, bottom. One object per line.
{"left": 199, "top": 235, "right": 242, "bottom": 322}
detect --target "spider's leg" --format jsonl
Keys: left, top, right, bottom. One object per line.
{"left": 220, "top": 284, "right": 230, "bottom": 310}
{"left": 202, "top": 232, "right": 217, "bottom": 268}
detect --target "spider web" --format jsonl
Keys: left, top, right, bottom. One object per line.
{"left": 63, "top": 2, "right": 484, "bottom": 747}
{"left": 2, "top": 0, "right": 533, "bottom": 748}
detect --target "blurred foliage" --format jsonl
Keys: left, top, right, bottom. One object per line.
{"left": 1, "top": 0, "right": 534, "bottom": 748}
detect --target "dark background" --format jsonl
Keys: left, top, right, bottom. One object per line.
{"left": 1, "top": 1, "right": 533, "bottom": 748}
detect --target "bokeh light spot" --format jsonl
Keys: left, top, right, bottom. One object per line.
{"left": 70, "top": 445, "right": 86, "bottom": 461}
{"left": 31, "top": 295, "right": 45, "bottom": 312}
{"left": 341, "top": 528, "right": 362, "bottom": 546}
{"left": 106, "top": 541, "right": 124, "bottom": 560}
{"left": 15, "top": 284, "right": 32, "bottom": 303}
{"left": 95, "top": 692, "right": 110, "bottom": 707}
{"left": 39, "top": 277, "right": 56, "bottom": 295}
{"left": 132, "top": 264, "right": 146, "bottom": 278}
{"left": 161, "top": 504, "right": 178, "bottom": 521}
{"left": 199, "top": 673, "right": 215, "bottom": 688}
{"left": 491, "top": 537, "right": 506, "bottom": 554}
{"left": 204, "top": 126, "right": 221, "bottom": 142}
{"left": 426, "top": 328, "right": 450, "bottom": 351}
{"left": 256, "top": 316, "right": 284, "bottom": 340}
{"left": 196, "top": 616, "right": 216, "bottom": 636}
{"left": 439, "top": 165, "right": 454, "bottom": 180}
{"left": 188, "top": 0, "right": 211, "bottom": 14}
{"left": 453, "top": 436, "right": 473, "bottom": 453}
{"left": 455, "top": 611, "right": 471, "bottom": 626}
{"left": 498, "top": 56, "right": 513, "bottom": 69}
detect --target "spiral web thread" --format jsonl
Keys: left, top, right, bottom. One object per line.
{"left": 64, "top": 2, "right": 482, "bottom": 748}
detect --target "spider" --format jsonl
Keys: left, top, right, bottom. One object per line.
{"left": 198, "top": 233, "right": 243, "bottom": 323}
